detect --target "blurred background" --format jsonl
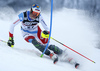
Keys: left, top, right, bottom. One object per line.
{"left": 0, "top": 0, "right": 100, "bottom": 48}
{"left": 0, "top": 0, "right": 100, "bottom": 17}
{"left": 0, "top": 0, "right": 100, "bottom": 26}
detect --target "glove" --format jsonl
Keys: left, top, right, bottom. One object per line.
{"left": 41, "top": 30, "right": 49, "bottom": 38}
{"left": 7, "top": 37, "right": 14, "bottom": 48}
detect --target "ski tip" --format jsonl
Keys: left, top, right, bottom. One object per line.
{"left": 93, "top": 61, "right": 96, "bottom": 63}
{"left": 54, "top": 61, "right": 57, "bottom": 64}
{"left": 75, "top": 63, "right": 80, "bottom": 69}
{"left": 53, "top": 57, "right": 58, "bottom": 64}
{"left": 75, "top": 65, "right": 79, "bottom": 69}
{"left": 40, "top": 54, "right": 43, "bottom": 58}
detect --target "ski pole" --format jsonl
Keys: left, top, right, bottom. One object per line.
{"left": 50, "top": 37, "right": 95, "bottom": 63}
{"left": 0, "top": 39, "right": 7, "bottom": 43}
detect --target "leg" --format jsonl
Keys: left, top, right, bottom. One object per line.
{"left": 59, "top": 49, "right": 80, "bottom": 68}
{"left": 23, "top": 34, "right": 50, "bottom": 55}
{"left": 48, "top": 45, "right": 63, "bottom": 55}
{"left": 32, "top": 39, "right": 59, "bottom": 63}
{"left": 32, "top": 38, "right": 50, "bottom": 55}
{"left": 59, "top": 49, "right": 76, "bottom": 64}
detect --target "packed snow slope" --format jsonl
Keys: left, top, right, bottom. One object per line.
{"left": 0, "top": 8, "right": 100, "bottom": 71}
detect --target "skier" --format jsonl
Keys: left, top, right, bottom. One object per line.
{"left": 7, "top": 4, "right": 79, "bottom": 68}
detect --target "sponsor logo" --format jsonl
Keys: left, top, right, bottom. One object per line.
{"left": 24, "top": 22, "right": 37, "bottom": 26}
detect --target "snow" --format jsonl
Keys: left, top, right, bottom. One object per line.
{"left": 0, "top": 8, "right": 100, "bottom": 71}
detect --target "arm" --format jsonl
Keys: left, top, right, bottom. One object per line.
{"left": 39, "top": 14, "right": 49, "bottom": 31}
{"left": 8, "top": 12, "right": 24, "bottom": 47}
{"left": 9, "top": 12, "right": 24, "bottom": 37}
{"left": 8, "top": 18, "right": 20, "bottom": 47}
{"left": 39, "top": 14, "right": 50, "bottom": 38}
{"left": 9, "top": 19, "right": 20, "bottom": 37}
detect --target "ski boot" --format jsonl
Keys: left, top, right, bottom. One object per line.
{"left": 50, "top": 52, "right": 58, "bottom": 64}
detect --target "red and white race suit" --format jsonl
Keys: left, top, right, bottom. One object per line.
{"left": 9, "top": 11, "right": 49, "bottom": 45}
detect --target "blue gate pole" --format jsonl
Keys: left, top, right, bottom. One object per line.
{"left": 40, "top": 0, "right": 53, "bottom": 57}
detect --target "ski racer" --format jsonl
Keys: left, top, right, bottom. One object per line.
{"left": 7, "top": 4, "right": 79, "bottom": 68}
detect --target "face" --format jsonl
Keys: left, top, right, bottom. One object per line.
{"left": 29, "top": 11, "right": 40, "bottom": 19}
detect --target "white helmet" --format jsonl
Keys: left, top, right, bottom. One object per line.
{"left": 31, "top": 4, "right": 41, "bottom": 13}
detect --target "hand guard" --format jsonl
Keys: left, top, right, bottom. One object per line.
{"left": 7, "top": 37, "right": 14, "bottom": 48}
{"left": 41, "top": 30, "right": 49, "bottom": 38}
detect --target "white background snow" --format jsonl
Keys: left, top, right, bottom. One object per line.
{"left": 0, "top": 7, "right": 100, "bottom": 71}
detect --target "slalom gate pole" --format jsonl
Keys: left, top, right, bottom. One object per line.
{"left": 50, "top": 37, "right": 96, "bottom": 63}
{"left": 40, "top": 0, "right": 53, "bottom": 57}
